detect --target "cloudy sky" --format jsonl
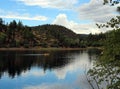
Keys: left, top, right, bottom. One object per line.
{"left": 0, "top": 0, "right": 118, "bottom": 34}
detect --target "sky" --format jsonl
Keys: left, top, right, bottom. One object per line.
{"left": 0, "top": 0, "right": 119, "bottom": 34}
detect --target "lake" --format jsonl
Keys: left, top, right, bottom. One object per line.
{"left": 0, "top": 49, "right": 100, "bottom": 89}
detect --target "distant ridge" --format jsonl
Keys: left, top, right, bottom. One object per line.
{"left": 0, "top": 18, "right": 106, "bottom": 48}
{"left": 31, "top": 24, "right": 79, "bottom": 47}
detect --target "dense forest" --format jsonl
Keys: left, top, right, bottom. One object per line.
{"left": 0, "top": 18, "right": 106, "bottom": 48}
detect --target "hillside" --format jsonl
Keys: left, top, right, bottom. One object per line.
{"left": 0, "top": 18, "right": 106, "bottom": 48}
{"left": 0, "top": 19, "right": 80, "bottom": 48}
{"left": 31, "top": 24, "right": 79, "bottom": 47}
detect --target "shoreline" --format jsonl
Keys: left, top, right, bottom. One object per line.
{"left": 0, "top": 47, "right": 102, "bottom": 51}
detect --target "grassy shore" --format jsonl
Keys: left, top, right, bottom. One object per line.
{"left": 0, "top": 47, "right": 86, "bottom": 51}
{"left": 0, "top": 47, "right": 103, "bottom": 51}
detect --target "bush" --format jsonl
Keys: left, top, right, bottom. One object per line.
{"left": 23, "top": 44, "right": 29, "bottom": 48}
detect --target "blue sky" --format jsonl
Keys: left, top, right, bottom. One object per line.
{"left": 0, "top": 0, "right": 118, "bottom": 34}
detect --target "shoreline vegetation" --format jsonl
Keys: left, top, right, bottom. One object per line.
{"left": 0, "top": 47, "right": 103, "bottom": 51}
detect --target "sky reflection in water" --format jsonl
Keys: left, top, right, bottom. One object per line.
{"left": 0, "top": 49, "right": 99, "bottom": 89}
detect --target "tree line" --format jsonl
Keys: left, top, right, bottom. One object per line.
{"left": 0, "top": 18, "right": 106, "bottom": 48}
{"left": 0, "top": 18, "right": 35, "bottom": 48}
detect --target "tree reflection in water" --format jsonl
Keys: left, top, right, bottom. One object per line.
{"left": 0, "top": 50, "right": 81, "bottom": 78}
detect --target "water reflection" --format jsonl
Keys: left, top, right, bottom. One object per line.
{"left": 0, "top": 49, "right": 100, "bottom": 89}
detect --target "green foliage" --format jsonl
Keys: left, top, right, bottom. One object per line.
{"left": 87, "top": 59, "right": 120, "bottom": 89}
{"left": 0, "top": 18, "right": 4, "bottom": 28}
{"left": 0, "top": 18, "right": 3, "bottom": 25}
{"left": 87, "top": 1, "right": 120, "bottom": 88}
{"left": 78, "top": 33, "right": 106, "bottom": 47}
{"left": 0, "top": 32, "right": 6, "bottom": 47}
{"left": 9, "top": 20, "right": 17, "bottom": 30}
{"left": 0, "top": 18, "right": 106, "bottom": 48}
{"left": 23, "top": 28, "right": 34, "bottom": 40}
{"left": 87, "top": 9, "right": 120, "bottom": 89}
{"left": 15, "top": 40, "right": 21, "bottom": 47}
{"left": 23, "top": 44, "right": 29, "bottom": 48}
{"left": 103, "top": 29, "right": 120, "bottom": 61}
{"left": 32, "top": 24, "right": 80, "bottom": 47}
{"left": 87, "top": 30, "right": 120, "bottom": 89}
{"left": 103, "top": 0, "right": 120, "bottom": 6}
{"left": 17, "top": 21, "right": 23, "bottom": 31}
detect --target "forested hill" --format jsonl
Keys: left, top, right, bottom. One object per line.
{"left": 0, "top": 18, "right": 106, "bottom": 48}
{"left": 0, "top": 18, "right": 80, "bottom": 48}
{"left": 31, "top": 24, "right": 80, "bottom": 47}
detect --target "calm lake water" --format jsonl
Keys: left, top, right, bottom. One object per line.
{"left": 0, "top": 49, "right": 100, "bottom": 89}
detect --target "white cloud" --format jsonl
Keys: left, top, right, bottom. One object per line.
{"left": 53, "top": 52, "right": 93, "bottom": 79}
{"left": 23, "top": 52, "right": 94, "bottom": 89}
{"left": 0, "top": 9, "right": 47, "bottom": 21}
{"left": 52, "top": 13, "right": 102, "bottom": 34}
{"left": 0, "top": 15, "right": 47, "bottom": 21}
{"left": 21, "top": 69, "right": 45, "bottom": 77}
{"left": 16, "top": 0, "right": 78, "bottom": 10}
{"left": 78, "top": 0, "right": 118, "bottom": 23}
